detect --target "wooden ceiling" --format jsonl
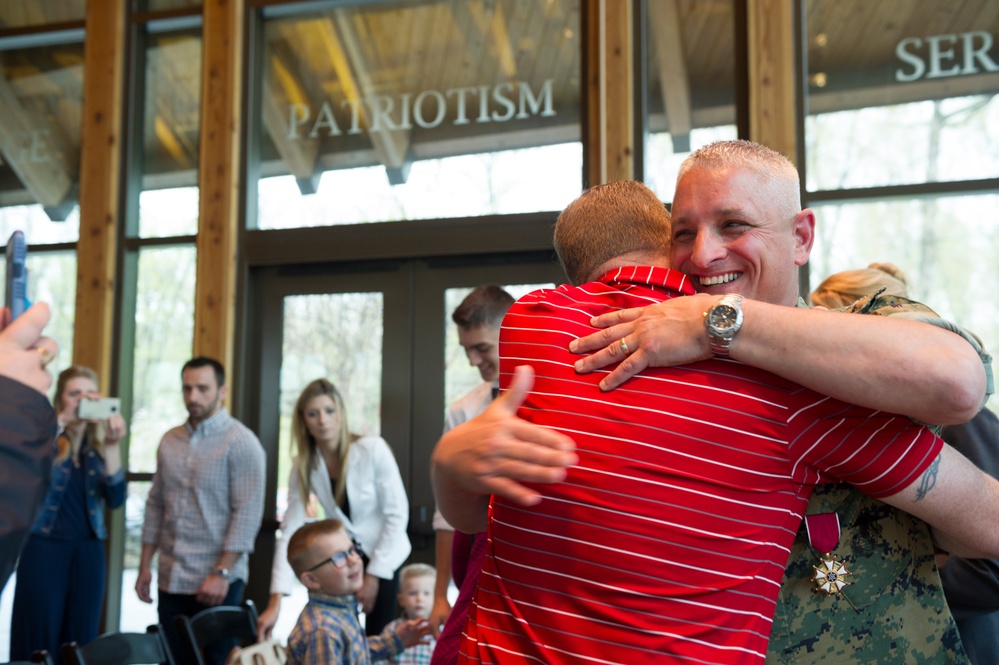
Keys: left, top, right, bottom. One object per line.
{"left": 258, "top": 1, "right": 581, "bottom": 187}
{"left": 0, "top": 0, "right": 995, "bottom": 203}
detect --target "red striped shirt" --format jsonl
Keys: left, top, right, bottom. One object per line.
{"left": 459, "top": 266, "right": 942, "bottom": 665}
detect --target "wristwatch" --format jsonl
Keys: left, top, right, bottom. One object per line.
{"left": 704, "top": 294, "right": 745, "bottom": 357}
{"left": 215, "top": 566, "right": 231, "bottom": 581}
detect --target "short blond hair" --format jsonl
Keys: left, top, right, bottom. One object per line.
{"left": 810, "top": 263, "right": 909, "bottom": 309}
{"left": 554, "top": 181, "right": 671, "bottom": 285}
{"left": 678, "top": 140, "right": 801, "bottom": 225}
{"left": 287, "top": 518, "right": 346, "bottom": 578}
{"left": 399, "top": 562, "right": 436, "bottom": 586}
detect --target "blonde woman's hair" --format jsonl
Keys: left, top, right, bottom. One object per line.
{"left": 54, "top": 365, "right": 106, "bottom": 463}
{"left": 810, "top": 263, "right": 909, "bottom": 309}
{"left": 292, "top": 379, "right": 359, "bottom": 509}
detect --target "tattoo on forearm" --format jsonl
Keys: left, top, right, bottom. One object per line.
{"left": 915, "top": 456, "right": 941, "bottom": 501}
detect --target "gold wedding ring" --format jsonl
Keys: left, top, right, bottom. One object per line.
{"left": 37, "top": 346, "right": 54, "bottom": 366}
{"left": 619, "top": 338, "right": 630, "bottom": 355}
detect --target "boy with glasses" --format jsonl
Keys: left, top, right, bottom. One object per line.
{"left": 286, "top": 519, "right": 429, "bottom": 665}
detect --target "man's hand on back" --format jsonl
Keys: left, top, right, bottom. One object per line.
{"left": 570, "top": 294, "right": 718, "bottom": 390}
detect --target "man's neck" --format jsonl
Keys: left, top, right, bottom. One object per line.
{"left": 586, "top": 253, "right": 668, "bottom": 283}
{"left": 189, "top": 406, "right": 223, "bottom": 428}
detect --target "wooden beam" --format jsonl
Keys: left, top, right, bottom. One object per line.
{"left": 0, "top": 74, "right": 77, "bottom": 211}
{"left": 747, "top": 0, "right": 797, "bottom": 163}
{"left": 584, "top": 0, "right": 633, "bottom": 187}
{"left": 194, "top": 0, "right": 243, "bottom": 369}
{"left": 74, "top": 0, "right": 125, "bottom": 384}
{"left": 648, "top": 0, "right": 692, "bottom": 152}
{"left": 327, "top": 13, "right": 412, "bottom": 174}
{"left": 261, "top": 51, "right": 320, "bottom": 186}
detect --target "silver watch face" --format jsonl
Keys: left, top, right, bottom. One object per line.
{"left": 709, "top": 305, "right": 739, "bottom": 334}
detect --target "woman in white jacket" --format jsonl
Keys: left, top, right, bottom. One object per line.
{"left": 257, "top": 378, "right": 411, "bottom": 639}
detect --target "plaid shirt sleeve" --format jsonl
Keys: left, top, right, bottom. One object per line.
{"left": 140, "top": 440, "right": 166, "bottom": 545}
{"left": 369, "top": 623, "right": 405, "bottom": 662}
{"left": 223, "top": 427, "right": 266, "bottom": 553}
{"left": 288, "top": 608, "right": 347, "bottom": 665}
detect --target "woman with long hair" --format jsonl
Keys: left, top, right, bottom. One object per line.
{"left": 257, "top": 378, "right": 410, "bottom": 639}
{"left": 10, "top": 365, "right": 127, "bottom": 663}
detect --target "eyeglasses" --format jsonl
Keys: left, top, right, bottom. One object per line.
{"left": 306, "top": 544, "right": 362, "bottom": 572}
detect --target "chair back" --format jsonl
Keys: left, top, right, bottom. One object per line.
{"left": 224, "top": 642, "right": 287, "bottom": 665}
{"left": 2, "top": 650, "right": 54, "bottom": 665}
{"left": 61, "top": 626, "right": 174, "bottom": 665}
{"left": 174, "top": 599, "right": 259, "bottom": 665}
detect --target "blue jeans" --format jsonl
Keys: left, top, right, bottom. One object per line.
{"left": 158, "top": 578, "right": 245, "bottom": 665}
{"left": 10, "top": 535, "right": 107, "bottom": 665}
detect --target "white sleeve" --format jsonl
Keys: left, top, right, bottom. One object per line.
{"left": 270, "top": 461, "right": 307, "bottom": 596}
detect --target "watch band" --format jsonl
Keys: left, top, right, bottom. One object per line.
{"left": 215, "top": 566, "right": 231, "bottom": 581}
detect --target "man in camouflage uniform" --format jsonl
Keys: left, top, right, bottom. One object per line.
{"left": 767, "top": 291, "right": 993, "bottom": 665}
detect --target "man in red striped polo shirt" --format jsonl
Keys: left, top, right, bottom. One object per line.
{"left": 432, "top": 175, "right": 998, "bottom": 664}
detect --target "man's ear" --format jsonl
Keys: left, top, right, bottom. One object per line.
{"left": 792, "top": 209, "right": 816, "bottom": 267}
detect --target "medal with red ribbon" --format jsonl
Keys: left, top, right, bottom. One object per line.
{"left": 806, "top": 512, "right": 851, "bottom": 595}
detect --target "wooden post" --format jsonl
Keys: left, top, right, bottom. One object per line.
{"left": 747, "top": 0, "right": 797, "bottom": 164}
{"left": 584, "top": 0, "right": 634, "bottom": 187}
{"left": 75, "top": 0, "right": 126, "bottom": 384}
{"left": 194, "top": 0, "right": 244, "bottom": 371}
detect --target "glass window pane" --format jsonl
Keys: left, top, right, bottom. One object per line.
{"left": 805, "top": 0, "right": 999, "bottom": 191}
{"left": 0, "top": 250, "right": 76, "bottom": 398}
{"left": 0, "top": 41, "right": 84, "bottom": 230}
{"left": 644, "top": 0, "right": 738, "bottom": 201}
{"left": 443, "top": 283, "right": 553, "bottom": 409}
{"left": 276, "top": 290, "right": 384, "bottom": 510}
{"left": 254, "top": 0, "right": 582, "bottom": 228}
{"left": 138, "top": 31, "right": 201, "bottom": 238}
{"left": 808, "top": 193, "right": 999, "bottom": 415}
{"left": 28, "top": 250, "right": 76, "bottom": 391}
{"left": 0, "top": 3, "right": 85, "bottom": 28}
{"left": 0, "top": 206, "right": 79, "bottom": 245}
{"left": 268, "top": 292, "right": 384, "bottom": 639}
{"left": 0, "top": 571, "right": 13, "bottom": 659}
{"left": 119, "top": 480, "right": 161, "bottom": 633}
{"left": 128, "top": 245, "right": 196, "bottom": 472}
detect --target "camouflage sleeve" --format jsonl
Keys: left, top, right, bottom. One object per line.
{"left": 845, "top": 288, "right": 994, "bottom": 410}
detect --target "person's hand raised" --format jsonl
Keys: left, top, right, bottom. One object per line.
{"left": 0, "top": 303, "right": 57, "bottom": 395}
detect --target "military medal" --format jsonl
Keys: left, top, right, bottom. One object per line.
{"left": 805, "top": 513, "right": 851, "bottom": 595}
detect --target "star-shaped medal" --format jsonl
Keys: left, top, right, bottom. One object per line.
{"left": 811, "top": 555, "right": 851, "bottom": 595}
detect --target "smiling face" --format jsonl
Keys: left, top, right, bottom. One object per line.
{"left": 670, "top": 165, "right": 814, "bottom": 307}
{"left": 458, "top": 324, "right": 502, "bottom": 383}
{"left": 397, "top": 573, "right": 434, "bottom": 620}
{"left": 302, "top": 394, "right": 341, "bottom": 448}
{"left": 300, "top": 528, "right": 364, "bottom": 597}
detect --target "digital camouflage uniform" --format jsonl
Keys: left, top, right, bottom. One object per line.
{"left": 766, "top": 291, "right": 994, "bottom": 665}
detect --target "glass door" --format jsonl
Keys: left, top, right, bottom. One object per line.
{"left": 241, "top": 253, "right": 564, "bottom": 641}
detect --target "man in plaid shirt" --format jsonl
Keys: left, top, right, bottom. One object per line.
{"left": 136, "top": 356, "right": 266, "bottom": 665}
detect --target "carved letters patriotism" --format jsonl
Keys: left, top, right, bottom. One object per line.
{"left": 895, "top": 30, "right": 999, "bottom": 82}
{"left": 287, "top": 78, "right": 556, "bottom": 140}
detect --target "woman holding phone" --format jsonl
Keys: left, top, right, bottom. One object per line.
{"left": 9, "top": 365, "right": 127, "bottom": 663}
